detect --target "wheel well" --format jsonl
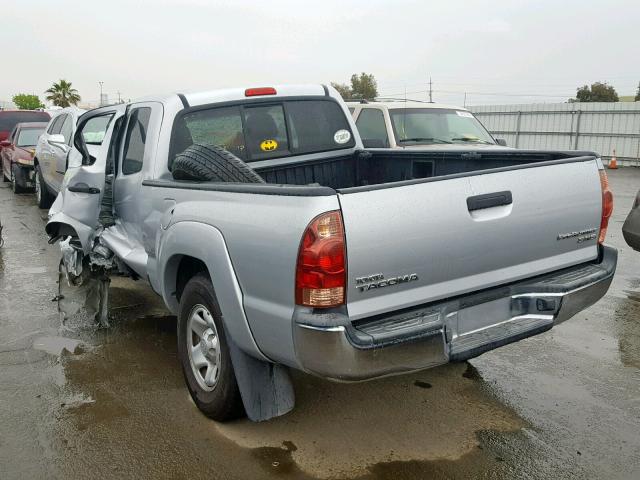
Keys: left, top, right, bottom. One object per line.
{"left": 175, "top": 256, "right": 210, "bottom": 302}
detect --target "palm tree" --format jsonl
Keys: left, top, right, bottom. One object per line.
{"left": 45, "top": 79, "right": 81, "bottom": 107}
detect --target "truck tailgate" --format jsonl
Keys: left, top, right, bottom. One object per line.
{"left": 339, "top": 159, "right": 602, "bottom": 320}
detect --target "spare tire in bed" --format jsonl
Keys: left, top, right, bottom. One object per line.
{"left": 172, "top": 144, "right": 265, "bottom": 183}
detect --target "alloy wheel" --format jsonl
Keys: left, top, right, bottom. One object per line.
{"left": 187, "top": 304, "right": 222, "bottom": 392}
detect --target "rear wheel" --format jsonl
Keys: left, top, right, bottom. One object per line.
{"left": 35, "top": 165, "right": 54, "bottom": 209}
{"left": 177, "top": 273, "right": 245, "bottom": 421}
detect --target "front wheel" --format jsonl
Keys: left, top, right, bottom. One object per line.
{"left": 177, "top": 273, "right": 245, "bottom": 421}
{"left": 11, "top": 164, "right": 28, "bottom": 194}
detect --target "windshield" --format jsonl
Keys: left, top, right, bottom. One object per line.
{"left": 389, "top": 108, "right": 495, "bottom": 145}
{"left": 17, "top": 127, "right": 45, "bottom": 147}
{"left": 172, "top": 99, "right": 355, "bottom": 164}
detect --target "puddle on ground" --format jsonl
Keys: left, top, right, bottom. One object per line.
{"left": 51, "top": 277, "right": 534, "bottom": 479}
{"left": 32, "top": 336, "right": 84, "bottom": 356}
{"left": 216, "top": 363, "right": 525, "bottom": 479}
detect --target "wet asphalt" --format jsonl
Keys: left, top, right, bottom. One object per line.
{"left": 0, "top": 169, "right": 639, "bottom": 480}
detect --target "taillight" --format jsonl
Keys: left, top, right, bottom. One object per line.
{"left": 295, "top": 211, "right": 346, "bottom": 308}
{"left": 598, "top": 169, "right": 613, "bottom": 244}
{"left": 245, "top": 87, "right": 277, "bottom": 97}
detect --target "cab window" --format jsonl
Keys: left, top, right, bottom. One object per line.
{"left": 122, "top": 107, "right": 151, "bottom": 175}
{"left": 356, "top": 108, "right": 389, "bottom": 148}
{"left": 170, "top": 99, "right": 354, "bottom": 167}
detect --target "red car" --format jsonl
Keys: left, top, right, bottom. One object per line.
{"left": 1, "top": 122, "right": 48, "bottom": 193}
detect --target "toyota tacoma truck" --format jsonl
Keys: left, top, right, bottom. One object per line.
{"left": 46, "top": 84, "right": 616, "bottom": 422}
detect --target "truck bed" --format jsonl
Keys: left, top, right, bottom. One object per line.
{"left": 253, "top": 149, "right": 599, "bottom": 190}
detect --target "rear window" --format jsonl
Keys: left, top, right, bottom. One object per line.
{"left": 170, "top": 99, "right": 354, "bottom": 165}
{"left": 0, "top": 112, "right": 50, "bottom": 131}
{"left": 16, "top": 127, "right": 45, "bottom": 147}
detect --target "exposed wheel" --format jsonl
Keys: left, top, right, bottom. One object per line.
{"left": 172, "top": 144, "right": 265, "bottom": 183}
{"left": 35, "top": 165, "right": 54, "bottom": 209}
{"left": 11, "top": 164, "right": 28, "bottom": 194}
{"left": 177, "top": 273, "right": 245, "bottom": 421}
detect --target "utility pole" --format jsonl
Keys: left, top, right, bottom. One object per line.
{"left": 428, "top": 76, "right": 433, "bottom": 103}
{"left": 117, "top": 91, "right": 122, "bottom": 103}
{"left": 464, "top": 92, "right": 467, "bottom": 107}
{"left": 99, "top": 81, "right": 104, "bottom": 106}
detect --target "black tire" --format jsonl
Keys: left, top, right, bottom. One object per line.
{"left": 177, "top": 273, "right": 245, "bottom": 421}
{"left": 35, "top": 165, "right": 54, "bottom": 209}
{"left": 11, "top": 164, "right": 28, "bottom": 194}
{"left": 172, "top": 144, "right": 265, "bottom": 183}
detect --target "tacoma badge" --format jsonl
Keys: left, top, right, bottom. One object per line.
{"left": 355, "top": 272, "right": 419, "bottom": 292}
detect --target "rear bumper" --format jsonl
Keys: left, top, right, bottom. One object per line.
{"left": 293, "top": 246, "right": 617, "bottom": 381}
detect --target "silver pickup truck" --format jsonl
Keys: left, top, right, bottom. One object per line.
{"left": 46, "top": 84, "right": 616, "bottom": 422}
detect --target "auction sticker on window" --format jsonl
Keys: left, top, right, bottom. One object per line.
{"left": 456, "top": 111, "right": 474, "bottom": 118}
{"left": 334, "top": 129, "right": 351, "bottom": 144}
{"left": 260, "top": 139, "right": 278, "bottom": 151}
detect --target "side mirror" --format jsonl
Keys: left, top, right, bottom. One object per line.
{"left": 48, "top": 134, "right": 66, "bottom": 144}
{"left": 495, "top": 138, "right": 507, "bottom": 147}
{"left": 0, "top": 140, "right": 11, "bottom": 147}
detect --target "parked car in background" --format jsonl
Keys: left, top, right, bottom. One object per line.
{"left": 0, "top": 109, "right": 50, "bottom": 147}
{"left": 34, "top": 107, "right": 85, "bottom": 208}
{"left": 346, "top": 100, "right": 508, "bottom": 149}
{"left": 623, "top": 189, "right": 640, "bottom": 251}
{"left": 46, "top": 84, "right": 615, "bottom": 422}
{"left": 1, "top": 122, "right": 48, "bottom": 193}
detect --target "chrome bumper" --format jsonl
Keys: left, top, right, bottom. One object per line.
{"left": 293, "top": 246, "right": 617, "bottom": 381}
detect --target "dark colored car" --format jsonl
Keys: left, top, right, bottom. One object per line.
{"left": 623, "top": 190, "right": 640, "bottom": 251}
{"left": 1, "top": 122, "right": 48, "bottom": 193}
{"left": 0, "top": 110, "right": 50, "bottom": 144}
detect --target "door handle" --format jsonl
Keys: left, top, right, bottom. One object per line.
{"left": 467, "top": 191, "right": 512, "bottom": 211}
{"left": 68, "top": 183, "right": 100, "bottom": 194}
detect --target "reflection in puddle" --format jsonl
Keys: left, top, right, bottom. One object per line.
{"left": 33, "top": 336, "right": 84, "bottom": 356}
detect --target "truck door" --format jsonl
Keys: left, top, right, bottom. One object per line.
{"left": 107, "top": 101, "right": 163, "bottom": 277}
{"left": 46, "top": 104, "right": 126, "bottom": 252}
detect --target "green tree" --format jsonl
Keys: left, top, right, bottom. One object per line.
{"left": 330, "top": 82, "right": 352, "bottom": 99}
{"left": 350, "top": 72, "right": 378, "bottom": 100}
{"left": 573, "top": 82, "right": 619, "bottom": 102}
{"left": 635, "top": 82, "right": 640, "bottom": 101}
{"left": 12, "top": 94, "right": 44, "bottom": 110}
{"left": 45, "top": 79, "right": 81, "bottom": 107}
{"left": 331, "top": 72, "right": 379, "bottom": 100}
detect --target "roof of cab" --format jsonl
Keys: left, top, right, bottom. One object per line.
{"left": 182, "top": 84, "right": 329, "bottom": 107}
{"left": 345, "top": 100, "right": 470, "bottom": 111}
{"left": 131, "top": 84, "right": 333, "bottom": 108}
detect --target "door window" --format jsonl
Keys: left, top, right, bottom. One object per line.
{"left": 48, "top": 115, "right": 65, "bottom": 135}
{"left": 356, "top": 108, "right": 389, "bottom": 147}
{"left": 59, "top": 115, "right": 73, "bottom": 144}
{"left": 121, "top": 107, "right": 151, "bottom": 175}
{"left": 81, "top": 115, "right": 113, "bottom": 145}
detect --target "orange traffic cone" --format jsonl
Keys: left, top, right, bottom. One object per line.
{"left": 608, "top": 148, "right": 618, "bottom": 169}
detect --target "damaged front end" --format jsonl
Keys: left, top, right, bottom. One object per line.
{"left": 57, "top": 234, "right": 129, "bottom": 328}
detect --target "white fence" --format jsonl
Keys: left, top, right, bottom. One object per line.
{"left": 470, "top": 102, "right": 640, "bottom": 165}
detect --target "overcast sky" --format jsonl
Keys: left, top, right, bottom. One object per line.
{"left": 1, "top": 0, "right": 639, "bottom": 107}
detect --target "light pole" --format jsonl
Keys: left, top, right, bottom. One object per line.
{"left": 99, "top": 81, "right": 104, "bottom": 106}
